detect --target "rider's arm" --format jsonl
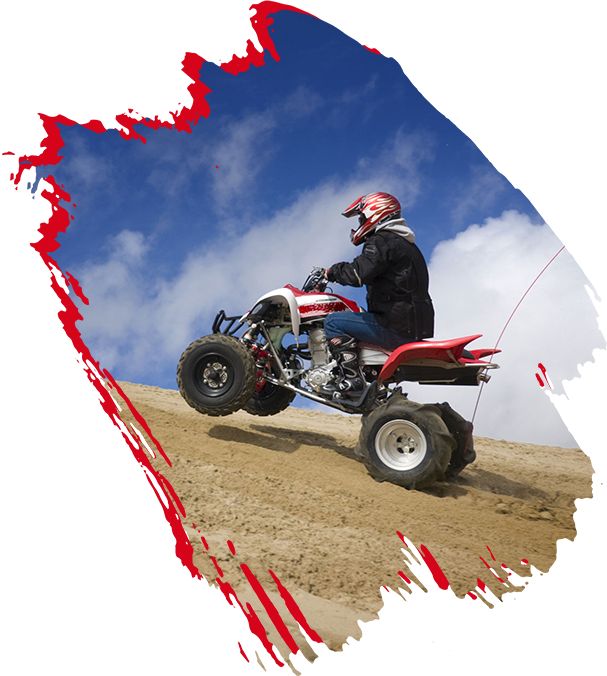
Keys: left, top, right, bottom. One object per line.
{"left": 326, "top": 235, "right": 389, "bottom": 287}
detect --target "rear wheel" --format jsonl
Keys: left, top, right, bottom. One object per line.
{"left": 244, "top": 381, "right": 296, "bottom": 416}
{"left": 358, "top": 395, "right": 456, "bottom": 489}
{"left": 177, "top": 335, "right": 256, "bottom": 416}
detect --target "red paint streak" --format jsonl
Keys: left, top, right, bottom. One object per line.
{"left": 480, "top": 555, "right": 506, "bottom": 583}
{"left": 363, "top": 45, "right": 382, "bottom": 55}
{"left": 15, "top": 3, "right": 329, "bottom": 663}
{"left": 477, "top": 578, "right": 487, "bottom": 592}
{"left": 215, "top": 576, "right": 284, "bottom": 667}
{"left": 175, "top": 52, "right": 212, "bottom": 132}
{"left": 32, "top": 177, "right": 71, "bottom": 254}
{"left": 3, "top": 151, "right": 15, "bottom": 155}
{"left": 115, "top": 114, "right": 148, "bottom": 142}
{"left": 15, "top": 114, "right": 73, "bottom": 184}
{"left": 486, "top": 545, "right": 496, "bottom": 561}
{"left": 240, "top": 563, "right": 300, "bottom": 655}
{"left": 210, "top": 556, "right": 224, "bottom": 577}
{"left": 468, "top": 592, "right": 478, "bottom": 600}
{"left": 64, "top": 270, "right": 89, "bottom": 305}
{"left": 221, "top": 39, "right": 266, "bottom": 75}
{"left": 417, "top": 544, "right": 450, "bottom": 590}
{"left": 396, "top": 530, "right": 407, "bottom": 544}
{"left": 521, "top": 559, "right": 529, "bottom": 566}
{"left": 268, "top": 569, "right": 323, "bottom": 644}
{"left": 227, "top": 539, "right": 236, "bottom": 555}
{"left": 27, "top": 179, "right": 199, "bottom": 580}
{"left": 537, "top": 362, "right": 552, "bottom": 389}
{"left": 238, "top": 642, "right": 249, "bottom": 663}
{"left": 242, "top": 600, "right": 283, "bottom": 666}
{"left": 397, "top": 570, "right": 411, "bottom": 584}
{"left": 102, "top": 376, "right": 172, "bottom": 466}
{"left": 113, "top": 53, "right": 211, "bottom": 143}
{"left": 15, "top": 54, "right": 210, "bottom": 182}
{"left": 82, "top": 119, "right": 106, "bottom": 133}
{"left": 222, "top": 2, "right": 312, "bottom": 75}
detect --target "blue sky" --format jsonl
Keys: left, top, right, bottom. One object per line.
{"left": 47, "top": 12, "right": 538, "bottom": 270}
{"left": 33, "top": 10, "right": 601, "bottom": 445}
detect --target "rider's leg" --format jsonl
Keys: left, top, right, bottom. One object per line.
{"left": 324, "top": 312, "right": 401, "bottom": 394}
{"left": 326, "top": 334, "right": 363, "bottom": 392}
{"left": 323, "top": 312, "right": 415, "bottom": 395}
{"left": 324, "top": 311, "right": 411, "bottom": 350}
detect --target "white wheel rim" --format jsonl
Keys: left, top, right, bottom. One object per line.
{"left": 374, "top": 419, "right": 428, "bottom": 471}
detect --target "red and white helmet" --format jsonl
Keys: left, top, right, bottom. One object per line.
{"left": 342, "top": 192, "right": 401, "bottom": 245}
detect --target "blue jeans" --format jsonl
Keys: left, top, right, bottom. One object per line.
{"left": 324, "top": 311, "right": 411, "bottom": 350}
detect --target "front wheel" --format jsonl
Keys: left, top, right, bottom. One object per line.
{"left": 177, "top": 335, "right": 256, "bottom": 416}
{"left": 357, "top": 395, "right": 456, "bottom": 489}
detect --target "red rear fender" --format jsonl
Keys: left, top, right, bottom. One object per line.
{"left": 467, "top": 348, "right": 501, "bottom": 359}
{"left": 379, "top": 334, "right": 486, "bottom": 382}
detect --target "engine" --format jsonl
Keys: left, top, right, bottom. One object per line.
{"left": 302, "top": 327, "right": 337, "bottom": 392}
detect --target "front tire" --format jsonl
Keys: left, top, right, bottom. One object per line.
{"left": 177, "top": 335, "right": 256, "bottom": 416}
{"left": 358, "top": 395, "right": 456, "bottom": 489}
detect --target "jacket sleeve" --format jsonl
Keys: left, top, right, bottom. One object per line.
{"left": 327, "top": 235, "right": 390, "bottom": 287}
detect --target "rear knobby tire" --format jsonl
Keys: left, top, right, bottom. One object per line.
{"left": 434, "top": 402, "right": 477, "bottom": 478}
{"left": 244, "top": 381, "right": 296, "bottom": 417}
{"left": 177, "top": 334, "right": 256, "bottom": 416}
{"left": 357, "top": 394, "right": 456, "bottom": 490}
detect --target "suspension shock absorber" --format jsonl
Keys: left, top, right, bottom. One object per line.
{"left": 308, "top": 326, "right": 330, "bottom": 367}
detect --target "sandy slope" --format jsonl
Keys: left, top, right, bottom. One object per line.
{"left": 118, "top": 381, "right": 592, "bottom": 660}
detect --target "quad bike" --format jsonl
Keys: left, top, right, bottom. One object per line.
{"left": 177, "top": 268, "right": 500, "bottom": 489}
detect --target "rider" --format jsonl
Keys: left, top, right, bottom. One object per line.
{"left": 323, "top": 192, "right": 434, "bottom": 393}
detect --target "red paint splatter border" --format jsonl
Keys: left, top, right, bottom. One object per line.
{"left": 7, "top": 0, "right": 532, "bottom": 666}
{"left": 11, "top": 2, "right": 322, "bottom": 666}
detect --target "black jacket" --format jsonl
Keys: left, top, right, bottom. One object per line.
{"left": 327, "top": 230, "right": 434, "bottom": 340}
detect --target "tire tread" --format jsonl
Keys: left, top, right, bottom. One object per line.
{"left": 357, "top": 394, "right": 456, "bottom": 489}
{"left": 176, "top": 335, "right": 256, "bottom": 416}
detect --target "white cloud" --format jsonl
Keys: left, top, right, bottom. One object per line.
{"left": 281, "top": 84, "right": 323, "bottom": 118}
{"left": 53, "top": 134, "right": 115, "bottom": 195}
{"left": 76, "top": 179, "right": 365, "bottom": 379}
{"left": 209, "top": 112, "right": 277, "bottom": 211}
{"left": 75, "top": 128, "right": 433, "bottom": 381}
{"left": 404, "top": 210, "right": 604, "bottom": 447}
{"left": 449, "top": 164, "right": 508, "bottom": 224}
{"left": 356, "top": 127, "right": 435, "bottom": 207}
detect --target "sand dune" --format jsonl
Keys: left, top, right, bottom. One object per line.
{"left": 118, "top": 381, "right": 593, "bottom": 661}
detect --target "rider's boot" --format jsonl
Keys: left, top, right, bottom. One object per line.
{"left": 327, "top": 335, "right": 365, "bottom": 395}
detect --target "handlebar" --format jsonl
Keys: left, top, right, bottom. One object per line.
{"left": 301, "top": 266, "right": 328, "bottom": 293}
